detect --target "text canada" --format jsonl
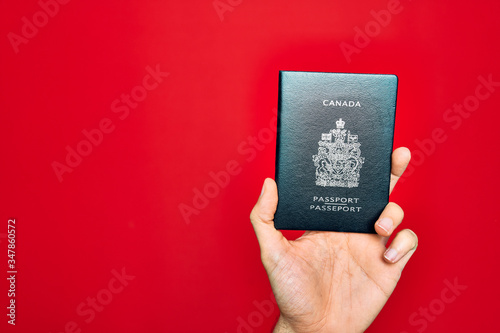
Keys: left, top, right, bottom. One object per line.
{"left": 323, "top": 100, "right": 361, "bottom": 107}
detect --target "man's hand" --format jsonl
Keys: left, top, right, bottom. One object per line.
{"left": 250, "top": 147, "right": 417, "bottom": 333}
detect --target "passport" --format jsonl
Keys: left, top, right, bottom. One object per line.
{"left": 274, "top": 71, "right": 398, "bottom": 233}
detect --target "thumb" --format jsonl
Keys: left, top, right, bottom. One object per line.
{"left": 250, "top": 178, "right": 288, "bottom": 265}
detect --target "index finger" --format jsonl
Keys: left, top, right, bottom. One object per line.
{"left": 389, "top": 147, "right": 411, "bottom": 194}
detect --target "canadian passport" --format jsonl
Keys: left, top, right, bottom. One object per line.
{"left": 274, "top": 71, "right": 398, "bottom": 233}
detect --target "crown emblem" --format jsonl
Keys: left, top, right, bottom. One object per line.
{"left": 312, "top": 118, "right": 365, "bottom": 188}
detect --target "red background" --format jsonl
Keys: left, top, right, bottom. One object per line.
{"left": 1, "top": 0, "right": 499, "bottom": 332}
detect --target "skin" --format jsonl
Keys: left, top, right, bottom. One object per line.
{"left": 250, "top": 147, "right": 418, "bottom": 333}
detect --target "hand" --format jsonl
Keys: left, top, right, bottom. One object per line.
{"left": 250, "top": 147, "right": 418, "bottom": 333}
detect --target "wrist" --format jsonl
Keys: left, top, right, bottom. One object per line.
{"left": 273, "top": 314, "right": 334, "bottom": 333}
{"left": 273, "top": 316, "right": 295, "bottom": 333}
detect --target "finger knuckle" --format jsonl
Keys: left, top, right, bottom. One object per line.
{"left": 249, "top": 208, "right": 258, "bottom": 222}
{"left": 387, "top": 202, "right": 404, "bottom": 219}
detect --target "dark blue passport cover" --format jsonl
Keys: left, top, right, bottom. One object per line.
{"left": 274, "top": 71, "right": 398, "bottom": 233}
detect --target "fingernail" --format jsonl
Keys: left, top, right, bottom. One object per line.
{"left": 384, "top": 248, "right": 398, "bottom": 263}
{"left": 260, "top": 182, "right": 266, "bottom": 197}
{"left": 377, "top": 217, "right": 393, "bottom": 233}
